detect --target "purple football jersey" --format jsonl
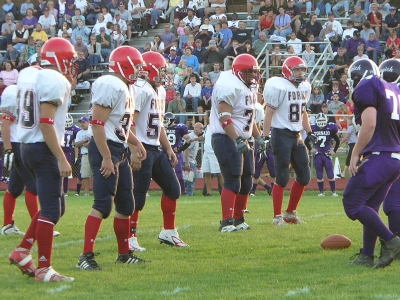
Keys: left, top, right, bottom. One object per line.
{"left": 62, "top": 125, "right": 81, "bottom": 153}
{"left": 311, "top": 123, "right": 338, "bottom": 153}
{"left": 165, "top": 123, "right": 189, "bottom": 151}
{"left": 353, "top": 76, "right": 400, "bottom": 155}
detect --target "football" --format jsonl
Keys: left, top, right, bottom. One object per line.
{"left": 320, "top": 234, "right": 352, "bottom": 249}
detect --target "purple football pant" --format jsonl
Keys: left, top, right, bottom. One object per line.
{"left": 314, "top": 153, "right": 334, "bottom": 180}
{"left": 383, "top": 177, "right": 400, "bottom": 235}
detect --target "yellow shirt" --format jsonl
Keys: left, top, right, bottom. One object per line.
{"left": 31, "top": 31, "right": 48, "bottom": 42}
{"left": 169, "top": 0, "right": 181, "bottom": 6}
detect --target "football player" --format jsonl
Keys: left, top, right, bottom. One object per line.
{"left": 1, "top": 85, "right": 38, "bottom": 236}
{"left": 343, "top": 59, "right": 400, "bottom": 269}
{"left": 129, "top": 51, "right": 189, "bottom": 251}
{"left": 77, "top": 46, "right": 148, "bottom": 270}
{"left": 9, "top": 38, "right": 76, "bottom": 282}
{"left": 62, "top": 113, "right": 81, "bottom": 196}
{"left": 305, "top": 113, "right": 340, "bottom": 197}
{"left": 164, "top": 112, "right": 192, "bottom": 195}
{"left": 210, "top": 53, "right": 265, "bottom": 232}
{"left": 263, "top": 56, "right": 313, "bottom": 226}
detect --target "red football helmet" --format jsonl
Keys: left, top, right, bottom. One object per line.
{"left": 282, "top": 56, "right": 308, "bottom": 83}
{"left": 142, "top": 51, "right": 167, "bottom": 84}
{"left": 41, "top": 38, "right": 76, "bottom": 75}
{"left": 109, "top": 46, "right": 144, "bottom": 83}
{"left": 232, "top": 54, "right": 260, "bottom": 85}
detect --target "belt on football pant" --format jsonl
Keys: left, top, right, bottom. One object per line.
{"left": 368, "top": 152, "right": 400, "bottom": 160}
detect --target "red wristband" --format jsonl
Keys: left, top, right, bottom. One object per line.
{"left": 40, "top": 118, "right": 54, "bottom": 124}
{"left": 221, "top": 118, "right": 233, "bottom": 129}
{"left": 91, "top": 119, "right": 105, "bottom": 126}
{"left": 131, "top": 122, "right": 136, "bottom": 126}
{"left": 2, "top": 115, "right": 15, "bottom": 122}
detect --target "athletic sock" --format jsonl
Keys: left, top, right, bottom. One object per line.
{"left": 317, "top": 181, "right": 324, "bottom": 193}
{"left": 19, "top": 211, "right": 40, "bottom": 250}
{"left": 36, "top": 217, "right": 54, "bottom": 268}
{"left": 76, "top": 183, "right": 82, "bottom": 195}
{"left": 387, "top": 209, "right": 400, "bottom": 236}
{"left": 221, "top": 188, "right": 236, "bottom": 220}
{"left": 114, "top": 217, "right": 130, "bottom": 254}
{"left": 130, "top": 210, "right": 139, "bottom": 237}
{"left": 25, "top": 191, "right": 39, "bottom": 219}
{"left": 83, "top": 215, "right": 102, "bottom": 254}
{"left": 251, "top": 183, "right": 257, "bottom": 193}
{"left": 287, "top": 180, "right": 306, "bottom": 212}
{"left": 3, "top": 191, "right": 16, "bottom": 226}
{"left": 361, "top": 226, "right": 378, "bottom": 257}
{"left": 63, "top": 177, "right": 69, "bottom": 194}
{"left": 272, "top": 184, "right": 284, "bottom": 216}
{"left": 355, "top": 206, "right": 394, "bottom": 241}
{"left": 329, "top": 180, "right": 336, "bottom": 193}
{"left": 233, "top": 193, "right": 249, "bottom": 219}
{"left": 161, "top": 194, "right": 176, "bottom": 229}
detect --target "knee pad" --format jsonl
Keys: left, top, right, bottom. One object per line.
{"left": 93, "top": 195, "right": 113, "bottom": 219}
{"left": 134, "top": 192, "right": 147, "bottom": 211}
{"left": 275, "top": 167, "right": 290, "bottom": 187}
{"left": 296, "top": 169, "right": 311, "bottom": 186}
{"left": 223, "top": 174, "right": 241, "bottom": 194}
{"left": 239, "top": 174, "right": 252, "bottom": 195}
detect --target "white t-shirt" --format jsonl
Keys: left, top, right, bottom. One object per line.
{"left": 132, "top": 78, "right": 166, "bottom": 146}
{"left": 210, "top": 71, "right": 257, "bottom": 139}
{"left": 75, "top": 127, "right": 92, "bottom": 154}
{"left": 17, "top": 68, "right": 71, "bottom": 144}
{"left": 74, "top": 0, "right": 87, "bottom": 13}
{"left": 287, "top": 38, "right": 302, "bottom": 55}
{"left": 128, "top": 0, "right": 145, "bottom": 19}
{"left": 183, "top": 82, "right": 202, "bottom": 97}
{"left": 38, "top": 14, "right": 56, "bottom": 27}
{"left": 0, "top": 85, "right": 19, "bottom": 143}
{"left": 263, "top": 76, "right": 311, "bottom": 132}
{"left": 91, "top": 75, "right": 135, "bottom": 144}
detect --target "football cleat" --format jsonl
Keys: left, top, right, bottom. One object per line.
{"left": 35, "top": 266, "right": 74, "bottom": 282}
{"left": 244, "top": 209, "right": 250, "bottom": 213}
{"left": 375, "top": 236, "right": 400, "bottom": 268}
{"left": 219, "top": 218, "right": 238, "bottom": 232}
{"left": 350, "top": 249, "right": 374, "bottom": 267}
{"left": 76, "top": 252, "right": 102, "bottom": 271}
{"left": 272, "top": 215, "right": 287, "bottom": 226}
{"left": 332, "top": 193, "right": 339, "bottom": 197}
{"left": 1, "top": 223, "right": 25, "bottom": 235}
{"left": 233, "top": 217, "right": 251, "bottom": 230}
{"left": 9, "top": 247, "right": 36, "bottom": 277}
{"left": 249, "top": 192, "right": 255, "bottom": 196}
{"left": 283, "top": 210, "right": 306, "bottom": 224}
{"left": 128, "top": 236, "right": 146, "bottom": 252}
{"left": 158, "top": 228, "right": 189, "bottom": 247}
{"left": 318, "top": 193, "right": 325, "bottom": 197}
{"left": 53, "top": 231, "right": 60, "bottom": 237}
{"left": 115, "top": 251, "right": 147, "bottom": 264}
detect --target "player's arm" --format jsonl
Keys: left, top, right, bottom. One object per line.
{"left": 91, "top": 103, "right": 115, "bottom": 178}
{"left": 262, "top": 106, "right": 275, "bottom": 137}
{"left": 127, "top": 129, "right": 146, "bottom": 162}
{"left": 331, "top": 133, "right": 340, "bottom": 153}
{"left": 302, "top": 109, "right": 312, "bottom": 134}
{"left": 40, "top": 103, "right": 71, "bottom": 178}
{"left": 218, "top": 101, "right": 237, "bottom": 139}
{"left": 129, "top": 110, "right": 144, "bottom": 171}
{"left": 251, "top": 121, "right": 261, "bottom": 138}
{"left": 1, "top": 113, "right": 13, "bottom": 150}
{"left": 160, "top": 126, "right": 178, "bottom": 167}
{"left": 349, "top": 107, "right": 376, "bottom": 176}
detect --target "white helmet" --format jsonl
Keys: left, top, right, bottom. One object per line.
{"left": 316, "top": 113, "right": 328, "bottom": 128}
{"left": 65, "top": 113, "right": 73, "bottom": 128}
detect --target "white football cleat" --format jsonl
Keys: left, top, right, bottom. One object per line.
{"left": 318, "top": 193, "right": 325, "bottom": 197}
{"left": 272, "top": 215, "right": 287, "bottom": 226}
{"left": 1, "top": 223, "right": 25, "bottom": 235}
{"left": 283, "top": 210, "right": 306, "bottom": 224}
{"left": 158, "top": 228, "right": 189, "bottom": 247}
{"left": 35, "top": 266, "right": 74, "bottom": 282}
{"left": 53, "top": 231, "right": 60, "bottom": 237}
{"left": 129, "top": 236, "right": 146, "bottom": 252}
{"left": 332, "top": 193, "right": 339, "bottom": 197}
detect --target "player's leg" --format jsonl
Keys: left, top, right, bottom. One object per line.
{"left": 212, "top": 134, "right": 241, "bottom": 232}
{"left": 175, "top": 152, "right": 185, "bottom": 194}
{"left": 81, "top": 154, "right": 91, "bottom": 196}
{"left": 314, "top": 154, "right": 325, "bottom": 196}
{"left": 201, "top": 152, "right": 212, "bottom": 195}
{"left": 251, "top": 150, "right": 264, "bottom": 196}
{"left": 266, "top": 151, "right": 276, "bottom": 189}
{"left": 383, "top": 178, "right": 400, "bottom": 240}
{"left": 324, "top": 155, "right": 337, "bottom": 196}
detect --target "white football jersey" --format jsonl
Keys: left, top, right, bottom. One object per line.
{"left": 255, "top": 102, "right": 265, "bottom": 125}
{"left": 0, "top": 85, "right": 19, "bottom": 143}
{"left": 91, "top": 75, "right": 134, "bottom": 144}
{"left": 210, "top": 71, "right": 257, "bottom": 139}
{"left": 132, "top": 78, "right": 165, "bottom": 146}
{"left": 263, "top": 77, "right": 311, "bottom": 132}
{"left": 17, "top": 68, "right": 70, "bottom": 144}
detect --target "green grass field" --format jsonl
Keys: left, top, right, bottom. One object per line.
{"left": 1, "top": 190, "right": 400, "bottom": 300}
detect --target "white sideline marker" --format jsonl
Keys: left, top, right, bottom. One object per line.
{"left": 46, "top": 285, "right": 72, "bottom": 294}
{"left": 334, "top": 157, "right": 342, "bottom": 179}
{"left": 285, "top": 287, "right": 310, "bottom": 297}
{"left": 161, "top": 287, "right": 190, "bottom": 296}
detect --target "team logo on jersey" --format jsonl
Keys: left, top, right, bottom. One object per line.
{"left": 288, "top": 91, "right": 309, "bottom": 101}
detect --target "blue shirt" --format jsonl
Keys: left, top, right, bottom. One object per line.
{"left": 220, "top": 28, "right": 233, "bottom": 48}
{"left": 366, "top": 39, "right": 381, "bottom": 54}
{"left": 181, "top": 55, "right": 199, "bottom": 73}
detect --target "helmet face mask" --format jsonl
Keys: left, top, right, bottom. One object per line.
{"left": 142, "top": 52, "right": 168, "bottom": 86}
{"left": 282, "top": 57, "right": 308, "bottom": 84}
{"left": 65, "top": 113, "right": 73, "bottom": 128}
{"left": 163, "top": 112, "right": 175, "bottom": 127}
{"left": 316, "top": 113, "right": 328, "bottom": 128}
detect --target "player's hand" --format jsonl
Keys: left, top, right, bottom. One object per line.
{"left": 307, "top": 131, "right": 318, "bottom": 145}
{"left": 310, "top": 148, "right": 317, "bottom": 154}
{"left": 234, "top": 136, "right": 250, "bottom": 154}
{"left": 349, "top": 154, "right": 360, "bottom": 177}
{"left": 4, "top": 149, "right": 14, "bottom": 171}
{"left": 130, "top": 151, "right": 142, "bottom": 171}
{"left": 329, "top": 150, "right": 335, "bottom": 156}
{"left": 167, "top": 149, "right": 178, "bottom": 167}
{"left": 100, "top": 157, "right": 115, "bottom": 178}
{"left": 58, "top": 159, "right": 72, "bottom": 178}
{"left": 255, "top": 135, "right": 268, "bottom": 152}
{"left": 136, "top": 143, "right": 147, "bottom": 161}
{"left": 74, "top": 157, "right": 80, "bottom": 166}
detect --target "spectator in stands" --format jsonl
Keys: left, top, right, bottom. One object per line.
{"left": 223, "top": 39, "right": 241, "bottom": 70}
{"left": 74, "top": 35, "right": 89, "bottom": 57}
{"left": 3, "top": 43, "right": 18, "bottom": 67}
{"left": 20, "top": 0, "right": 34, "bottom": 18}
{"left": 234, "top": 21, "right": 252, "bottom": 47}
{"left": 175, "top": 0, "right": 192, "bottom": 21}
{"left": 36, "top": 0, "right": 47, "bottom": 19}
{"left": 319, "top": 22, "right": 340, "bottom": 52}
{"left": 38, "top": 7, "right": 56, "bottom": 38}
{"left": 18, "top": 35, "right": 35, "bottom": 68}
{"left": 307, "top": 33, "right": 319, "bottom": 52}
{"left": 12, "top": 22, "right": 28, "bottom": 53}
{"left": 294, "top": 0, "right": 312, "bottom": 16}
{"left": 209, "top": 6, "right": 227, "bottom": 26}
{"left": 75, "top": 50, "right": 91, "bottom": 82}
{"left": 193, "top": 39, "right": 206, "bottom": 74}
{"left": 322, "top": 64, "right": 340, "bottom": 95}
{"left": 211, "top": 23, "right": 223, "bottom": 47}
{"left": 369, "top": 0, "right": 390, "bottom": 16}
{"left": 385, "top": 30, "right": 400, "bottom": 58}
{"left": 165, "top": 77, "right": 176, "bottom": 106}
{"left": 31, "top": 23, "right": 48, "bottom": 43}
{"left": 335, "top": 103, "right": 350, "bottom": 130}
{"left": 351, "top": 5, "right": 366, "bottom": 32}
{"left": 183, "top": 8, "right": 201, "bottom": 35}
{"left": 201, "top": 17, "right": 215, "bottom": 34}
{"left": 26, "top": 42, "right": 41, "bottom": 65}
{"left": 297, "top": 24, "right": 312, "bottom": 50}
{"left": 0, "top": 61, "right": 18, "bottom": 85}
{"left": 75, "top": 0, "right": 87, "bottom": 16}
{"left": 287, "top": 31, "right": 302, "bottom": 54}
{"left": 72, "top": 19, "right": 91, "bottom": 44}
{"left": 302, "top": 43, "right": 316, "bottom": 68}
{"left": 383, "top": 6, "right": 400, "bottom": 40}
{"left": 367, "top": 3, "right": 383, "bottom": 40}
{"left": 346, "top": 96, "right": 354, "bottom": 113}
{"left": 118, "top": 2, "right": 132, "bottom": 39}
{"left": 139, "top": 42, "right": 151, "bottom": 53}
{"left": 305, "top": 13, "right": 322, "bottom": 42}
{"left": 228, "top": 12, "right": 240, "bottom": 32}
{"left": 332, "top": 47, "right": 349, "bottom": 74}
{"left": 107, "top": 0, "right": 119, "bottom": 17}
{"left": 112, "top": 24, "right": 125, "bottom": 47}
{"left": 395, "top": 48, "right": 400, "bottom": 58}
{"left": 22, "top": 8, "right": 37, "bottom": 35}
{"left": 326, "top": 83, "right": 346, "bottom": 103}
{"left": 320, "top": 103, "right": 335, "bottom": 123}
{"left": 366, "top": 32, "right": 381, "bottom": 64}
{"left": 315, "top": 0, "right": 332, "bottom": 17}
{"left": 93, "top": 13, "right": 106, "bottom": 35}
{"left": 165, "top": 46, "right": 181, "bottom": 70}
{"left": 333, "top": 0, "right": 350, "bottom": 18}
{"left": 254, "top": 9, "right": 274, "bottom": 41}
{"left": 72, "top": 8, "right": 85, "bottom": 29}
{"left": 241, "top": 39, "right": 256, "bottom": 57}
{"left": 253, "top": 30, "right": 269, "bottom": 59}
{"left": 0, "top": 14, "right": 15, "bottom": 51}
{"left": 175, "top": 58, "right": 188, "bottom": 88}
{"left": 182, "top": 46, "right": 199, "bottom": 73}
{"left": 283, "top": 45, "right": 297, "bottom": 58}
{"left": 149, "top": 0, "right": 168, "bottom": 29}
{"left": 101, "top": 6, "right": 113, "bottom": 23}
{"left": 181, "top": 66, "right": 201, "bottom": 94}
{"left": 270, "top": 45, "right": 282, "bottom": 75}
{"left": 356, "top": 0, "right": 370, "bottom": 14}
{"left": 58, "top": 20, "right": 72, "bottom": 38}
{"left": 323, "top": 13, "right": 344, "bottom": 36}
{"left": 47, "top": 1, "right": 58, "bottom": 22}
{"left": 328, "top": 92, "right": 343, "bottom": 114}
{"left": 344, "top": 30, "right": 366, "bottom": 59}
{"left": 160, "top": 23, "right": 176, "bottom": 52}
{"left": 113, "top": 11, "right": 127, "bottom": 38}
{"left": 208, "top": 62, "right": 222, "bottom": 84}
{"left": 150, "top": 34, "right": 165, "bottom": 53}
{"left": 284, "top": 0, "right": 301, "bottom": 34}
{"left": 342, "top": 20, "right": 357, "bottom": 47}
{"left": 96, "top": 27, "right": 112, "bottom": 62}
{"left": 273, "top": 6, "right": 292, "bottom": 37}
{"left": 247, "top": 0, "right": 263, "bottom": 20}
{"left": 360, "top": 21, "right": 376, "bottom": 41}
{"left": 353, "top": 45, "right": 368, "bottom": 60}
{"left": 194, "top": 24, "right": 212, "bottom": 48}
{"left": 129, "top": 0, "right": 148, "bottom": 37}
{"left": 203, "top": 39, "right": 226, "bottom": 72}
{"left": 163, "top": 0, "right": 178, "bottom": 23}
{"left": 87, "top": 34, "right": 103, "bottom": 70}
{"left": 200, "top": 78, "right": 213, "bottom": 110}
{"left": 2, "top": 0, "right": 18, "bottom": 19}
{"left": 167, "top": 91, "right": 187, "bottom": 124}
{"left": 192, "top": 105, "right": 206, "bottom": 127}
{"left": 308, "top": 85, "right": 325, "bottom": 113}
{"left": 339, "top": 73, "right": 350, "bottom": 99}
{"left": 85, "top": 0, "right": 102, "bottom": 25}
{"left": 179, "top": 25, "right": 190, "bottom": 48}
{"left": 219, "top": 21, "right": 232, "bottom": 50}
{"left": 75, "top": 117, "right": 92, "bottom": 197}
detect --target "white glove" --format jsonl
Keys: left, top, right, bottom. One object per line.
{"left": 4, "top": 149, "right": 14, "bottom": 171}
